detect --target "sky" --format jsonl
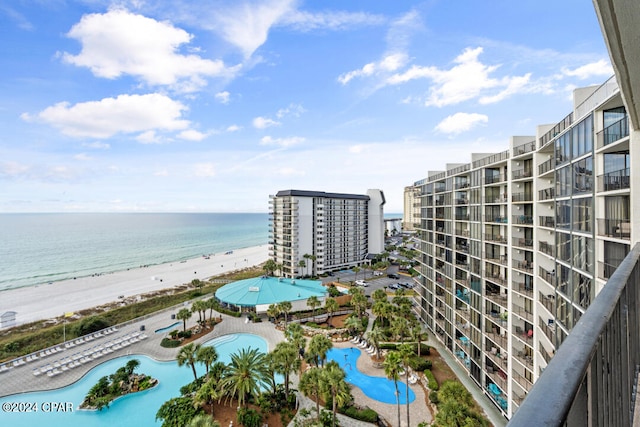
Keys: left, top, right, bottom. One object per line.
{"left": 0, "top": 0, "right": 614, "bottom": 213}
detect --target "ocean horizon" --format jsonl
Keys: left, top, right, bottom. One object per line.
{"left": 0, "top": 213, "right": 269, "bottom": 292}
{"left": 0, "top": 212, "right": 403, "bottom": 292}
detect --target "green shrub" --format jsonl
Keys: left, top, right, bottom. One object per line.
{"left": 237, "top": 407, "right": 263, "bottom": 427}
{"left": 429, "top": 391, "right": 439, "bottom": 404}
{"left": 160, "top": 338, "right": 180, "bottom": 348}
{"left": 75, "top": 316, "right": 110, "bottom": 336}
{"left": 424, "top": 369, "right": 439, "bottom": 391}
{"left": 409, "top": 356, "right": 432, "bottom": 371}
{"left": 177, "top": 330, "right": 192, "bottom": 339}
{"left": 340, "top": 405, "right": 378, "bottom": 423}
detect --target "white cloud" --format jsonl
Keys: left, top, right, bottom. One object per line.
{"left": 348, "top": 144, "right": 367, "bottom": 154}
{"left": 226, "top": 124, "right": 242, "bottom": 132}
{"left": 275, "top": 167, "right": 304, "bottom": 176}
{"left": 252, "top": 116, "right": 281, "bottom": 129}
{"left": 23, "top": 93, "right": 190, "bottom": 139}
{"left": 280, "top": 10, "right": 384, "bottom": 32}
{"left": 154, "top": 169, "right": 169, "bottom": 177}
{"left": 62, "top": 9, "right": 230, "bottom": 91}
{"left": 213, "top": 0, "right": 296, "bottom": 58}
{"left": 260, "top": 135, "right": 305, "bottom": 147}
{"left": 276, "top": 103, "right": 306, "bottom": 118}
{"left": 136, "top": 130, "right": 162, "bottom": 144}
{"left": 215, "top": 91, "right": 231, "bottom": 104}
{"left": 0, "top": 161, "right": 30, "bottom": 178}
{"left": 178, "top": 129, "right": 208, "bottom": 141}
{"left": 562, "top": 59, "right": 613, "bottom": 80}
{"left": 193, "top": 162, "right": 216, "bottom": 177}
{"left": 386, "top": 47, "right": 532, "bottom": 107}
{"left": 435, "top": 112, "right": 488, "bottom": 135}
{"left": 338, "top": 53, "right": 408, "bottom": 85}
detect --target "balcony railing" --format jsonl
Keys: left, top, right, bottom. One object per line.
{"left": 597, "top": 218, "right": 631, "bottom": 240}
{"left": 597, "top": 168, "right": 630, "bottom": 192}
{"left": 596, "top": 115, "right": 629, "bottom": 148}
{"left": 508, "top": 243, "right": 640, "bottom": 427}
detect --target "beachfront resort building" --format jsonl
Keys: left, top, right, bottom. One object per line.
{"left": 403, "top": 185, "right": 421, "bottom": 232}
{"left": 410, "top": 76, "right": 636, "bottom": 420}
{"left": 269, "top": 189, "right": 385, "bottom": 278}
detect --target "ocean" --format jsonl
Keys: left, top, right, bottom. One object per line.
{"left": 0, "top": 213, "right": 269, "bottom": 292}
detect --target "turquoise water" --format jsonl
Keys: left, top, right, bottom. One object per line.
{"left": 0, "top": 333, "right": 267, "bottom": 427}
{"left": 154, "top": 322, "right": 181, "bottom": 334}
{"left": 0, "top": 213, "right": 268, "bottom": 291}
{"left": 326, "top": 347, "right": 415, "bottom": 404}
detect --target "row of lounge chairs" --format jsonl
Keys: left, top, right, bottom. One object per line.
{"left": 31, "top": 331, "right": 147, "bottom": 377}
{"left": 63, "top": 326, "right": 118, "bottom": 349}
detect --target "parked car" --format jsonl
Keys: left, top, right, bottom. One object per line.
{"left": 355, "top": 280, "right": 368, "bottom": 287}
{"left": 387, "top": 273, "right": 399, "bottom": 279}
{"left": 399, "top": 282, "right": 414, "bottom": 289}
{"left": 388, "top": 283, "right": 400, "bottom": 290}
{"left": 373, "top": 270, "right": 384, "bottom": 276}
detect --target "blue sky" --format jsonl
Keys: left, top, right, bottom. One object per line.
{"left": 0, "top": 0, "right": 613, "bottom": 213}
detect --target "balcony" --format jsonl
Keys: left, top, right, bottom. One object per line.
{"left": 539, "top": 216, "right": 555, "bottom": 228}
{"left": 596, "top": 115, "right": 629, "bottom": 148}
{"left": 539, "top": 187, "right": 555, "bottom": 201}
{"left": 512, "top": 192, "right": 533, "bottom": 203}
{"left": 597, "top": 218, "right": 631, "bottom": 240}
{"left": 508, "top": 243, "right": 640, "bottom": 427}
{"left": 513, "top": 214, "right": 533, "bottom": 225}
{"left": 513, "top": 237, "right": 534, "bottom": 249}
{"left": 512, "top": 168, "right": 533, "bottom": 180}
{"left": 597, "top": 168, "right": 630, "bottom": 192}
{"left": 538, "top": 158, "right": 556, "bottom": 176}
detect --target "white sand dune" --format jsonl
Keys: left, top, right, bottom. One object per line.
{"left": 0, "top": 245, "right": 269, "bottom": 327}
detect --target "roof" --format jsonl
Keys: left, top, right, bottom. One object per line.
{"left": 275, "top": 189, "right": 370, "bottom": 200}
{"left": 215, "top": 276, "right": 328, "bottom": 307}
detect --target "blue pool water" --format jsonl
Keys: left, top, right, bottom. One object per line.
{"left": 0, "top": 333, "right": 267, "bottom": 427}
{"left": 154, "top": 322, "right": 181, "bottom": 334}
{"left": 326, "top": 347, "right": 415, "bottom": 404}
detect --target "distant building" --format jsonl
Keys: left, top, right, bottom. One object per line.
{"left": 385, "top": 218, "right": 402, "bottom": 236}
{"left": 403, "top": 185, "right": 421, "bottom": 231}
{"left": 269, "top": 189, "right": 385, "bottom": 277}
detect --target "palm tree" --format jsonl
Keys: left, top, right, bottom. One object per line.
{"left": 302, "top": 254, "right": 311, "bottom": 276}
{"left": 352, "top": 266, "right": 361, "bottom": 282}
{"left": 269, "top": 341, "right": 300, "bottom": 401}
{"left": 192, "top": 300, "right": 207, "bottom": 323}
{"left": 383, "top": 350, "right": 403, "bottom": 427}
{"left": 324, "top": 298, "right": 339, "bottom": 327}
{"left": 365, "top": 326, "right": 386, "bottom": 359}
{"left": 322, "top": 361, "right": 352, "bottom": 427}
{"left": 194, "top": 378, "right": 222, "bottom": 411}
{"left": 285, "top": 323, "right": 306, "bottom": 361}
{"left": 276, "top": 263, "right": 284, "bottom": 277}
{"left": 176, "top": 308, "right": 192, "bottom": 332}
{"left": 391, "top": 316, "right": 409, "bottom": 342}
{"left": 398, "top": 344, "right": 414, "bottom": 427}
{"left": 306, "top": 334, "right": 332, "bottom": 367}
{"left": 372, "top": 300, "right": 392, "bottom": 327}
{"left": 277, "top": 301, "right": 292, "bottom": 328}
{"left": 308, "top": 254, "right": 317, "bottom": 277}
{"left": 221, "top": 348, "right": 269, "bottom": 408}
{"left": 307, "top": 296, "right": 320, "bottom": 321}
{"left": 343, "top": 315, "right": 363, "bottom": 340}
{"left": 177, "top": 343, "right": 201, "bottom": 381}
{"left": 206, "top": 298, "right": 217, "bottom": 323}
{"left": 411, "top": 324, "right": 426, "bottom": 357}
{"left": 372, "top": 288, "right": 388, "bottom": 303}
{"left": 297, "top": 259, "right": 306, "bottom": 278}
{"left": 263, "top": 258, "right": 278, "bottom": 276}
{"left": 125, "top": 359, "right": 140, "bottom": 376}
{"left": 188, "top": 414, "right": 221, "bottom": 427}
{"left": 299, "top": 367, "right": 323, "bottom": 421}
{"left": 196, "top": 345, "right": 218, "bottom": 377}
{"left": 266, "top": 303, "right": 281, "bottom": 323}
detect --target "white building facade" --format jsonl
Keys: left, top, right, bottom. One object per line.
{"left": 269, "top": 189, "right": 385, "bottom": 277}
{"left": 403, "top": 185, "right": 421, "bottom": 231}
{"left": 411, "top": 78, "right": 634, "bottom": 419}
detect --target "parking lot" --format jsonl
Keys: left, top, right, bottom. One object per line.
{"left": 320, "top": 267, "right": 416, "bottom": 297}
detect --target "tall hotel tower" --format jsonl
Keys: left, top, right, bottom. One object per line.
{"left": 411, "top": 77, "right": 634, "bottom": 419}
{"left": 269, "top": 189, "right": 386, "bottom": 278}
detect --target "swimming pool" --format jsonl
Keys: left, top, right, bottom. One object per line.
{"left": 0, "top": 333, "right": 267, "bottom": 427}
{"left": 326, "top": 347, "right": 415, "bottom": 404}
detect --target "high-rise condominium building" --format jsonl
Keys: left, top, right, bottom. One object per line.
{"left": 411, "top": 77, "right": 634, "bottom": 419}
{"left": 403, "top": 185, "right": 421, "bottom": 232}
{"left": 269, "top": 189, "right": 385, "bottom": 278}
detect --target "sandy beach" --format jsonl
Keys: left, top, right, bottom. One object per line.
{"left": 0, "top": 245, "right": 269, "bottom": 327}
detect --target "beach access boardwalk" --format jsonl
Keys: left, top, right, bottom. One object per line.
{"left": 0, "top": 303, "right": 435, "bottom": 427}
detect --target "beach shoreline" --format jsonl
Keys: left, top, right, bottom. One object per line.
{"left": 0, "top": 245, "right": 269, "bottom": 328}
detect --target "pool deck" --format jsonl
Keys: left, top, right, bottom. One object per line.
{"left": 0, "top": 306, "right": 430, "bottom": 427}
